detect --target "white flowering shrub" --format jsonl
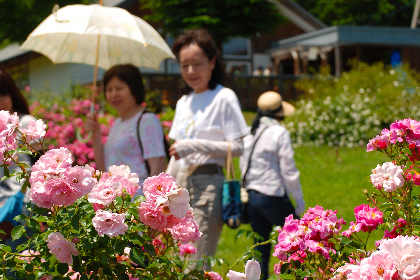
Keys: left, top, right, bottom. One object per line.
{"left": 285, "top": 61, "right": 420, "bottom": 147}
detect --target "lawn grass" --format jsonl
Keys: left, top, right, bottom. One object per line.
{"left": 214, "top": 145, "right": 389, "bottom": 276}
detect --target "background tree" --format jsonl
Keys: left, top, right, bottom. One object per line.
{"left": 139, "top": 0, "right": 286, "bottom": 50}
{"left": 0, "top": 0, "right": 91, "bottom": 47}
{"left": 294, "top": 0, "right": 414, "bottom": 27}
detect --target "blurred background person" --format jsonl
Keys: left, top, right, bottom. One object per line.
{"left": 86, "top": 64, "right": 166, "bottom": 195}
{"left": 0, "top": 70, "right": 40, "bottom": 249}
{"left": 167, "top": 29, "right": 249, "bottom": 269}
{"left": 240, "top": 91, "right": 305, "bottom": 280}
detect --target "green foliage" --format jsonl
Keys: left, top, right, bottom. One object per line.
{"left": 285, "top": 61, "right": 420, "bottom": 147}
{"left": 294, "top": 0, "right": 413, "bottom": 26}
{"left": 0, "top": 0, "right": 92, "bottom": 45}
{"left": 140, "top": 0, "right": 286, "bottom": 48}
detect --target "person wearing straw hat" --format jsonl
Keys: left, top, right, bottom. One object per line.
{"left": 240, "top": 91, "right": 305, "bottom": 280}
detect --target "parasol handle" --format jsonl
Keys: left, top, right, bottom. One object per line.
{"left": 76, "top": 0, "right": 102, "bottom": 144}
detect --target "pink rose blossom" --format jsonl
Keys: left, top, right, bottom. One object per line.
{"left": 138, "top": 201, "right": 169, "bottom": 231}
{"left": 21, "top": 119, "right": 46, "bottom": 142}
{"left": 156, "top": 187, "right": 190, "bottom": 218}
{"left": 370, "top": 162, "right": 405, "bottom": 192}
{"left": 342, "top": 221, "right": 363, "bottom": 237}
{"left": 354, "top": 204, "right": 384, "bottom": 232}
{"left": 206, "top": 271, "right": 223, "bottom": 280}
{"left": 142, "top": 173, "right": 177, "bottom": 201}
{"left": 88, "top": 181, "right": 117, "bottom": 206}
{"left": 168, "top": 211, "right": 202, "bottom": 244}
{"left": 179, "top": 243, "right": 197, "bottom": 256}
{"left": 92, "top": 210, "right": 128, "bottom": 237}
{"left": 379, "top": 235, "right": 420, "bottom": 280}
{"left": 28, "top": 181, "right": 53, "bottom": 208}
{"left": 108, "top": 165, "right": 139, "bottom": 186}
{"left": 45, "top": 177, "right": 79, "bottom": 207}
{"left": 47, "top": 232, "right": 78, "bottom": 265}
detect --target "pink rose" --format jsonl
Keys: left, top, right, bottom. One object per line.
{"left": 379, "top": 235, "right": 420, "bottom": 280}
{"left": 21, "top": 119, "right": 46, "bottom": 142}
{"left": 354, "top": 204, "right": 384, "bottom": 232}
{"left": 168, "top": 211, "right": 202, "bottom": 244}
{"left": 28, "top": 181, "right": 53, "bottom": 208}
{"left": 155, "top": 187, "right": 190, "bottom": 218}
{"left": 205, "top": 271, "right": 223, "bottom": 280}
{"left": 108, "top": 165, "right": 139, "bottom": 186}
{"left": 92, "top": 210, "right": 128, "bottom": 237}
{"left": 45, "top": 177, "right": 79, "bottom": 207}
{"left": 138, "top": 201, "right": 169, "bottom": 231}
{"left": 179, "top": 243, "right": 197, "bottom": 256}
{"left": 88, "top": 181, "right": 117, "bottom": 206}
{"left": 142, "top": 173, "right": 177, "bottom": 201}
{"left": 47, "top": 232, "right": 78, "bottom": 265}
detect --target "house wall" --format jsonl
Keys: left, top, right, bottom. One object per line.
{"left": 29, "top": 57, "right": 73, "bottom": 93}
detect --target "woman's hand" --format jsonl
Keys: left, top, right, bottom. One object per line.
{"left": 85, "top": 113, "right": 101, "bottom": 137}
{"left": 169, "top": 141, "right": 181, "bottom": 160}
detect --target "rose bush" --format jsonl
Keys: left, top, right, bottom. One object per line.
{"left": 0, "top": 111, "right": 224, "bottom": 280}
{"left": 270, "top": 118, "right": 420, "bottom": 279}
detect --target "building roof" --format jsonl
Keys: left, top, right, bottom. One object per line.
{"left": 274, "top": 0, "right": 327, "bottom": 31}
{"left": 269, "top": 25, "right": 420, "bottom": 57}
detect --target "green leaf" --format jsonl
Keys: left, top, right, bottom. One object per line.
{"left": 115, "top": 240, "right": 127, "bottom": 254}
{"left": 57, "top": 263, "right": 70, "bottom": 274}
{"left": 11, "top": 225, "right": 25, "bottom": 241}
{"left": 100, "top": 251, "right": 109, "bottom": 265}
{"left": 130, "top": 247, "right": 145, "bottom": 266}
{"left": 280, "top": 263, "right": 290, "bottom": 274}
{"left": 71, "top": 214, "right": 80, "bottom": 231}
{"left": 23, "top": 262, "right": 34, "bottom": 272}
{"left": 0, "top": 244, "right": 12, "bottom": 253}
{"left": 279, "top": 274, "right": 296, "bottom": 279}
{"left": 26, "top": 273, "right": 36, "bottom": 280}
{"left": 28, "top": 217, "right": 40, "bottom": 232}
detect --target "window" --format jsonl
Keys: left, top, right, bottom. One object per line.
{"left": 222, "top": 37, "right": 251, "bottom": 59}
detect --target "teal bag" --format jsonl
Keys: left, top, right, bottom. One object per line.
{"left": 0, "top": 191, "right": 24, "bottom": 226}
{"left": 222, "top": 143, "right": 243, "bottom": 229}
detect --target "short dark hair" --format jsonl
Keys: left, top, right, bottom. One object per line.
{"left": 172, "top": 29, "right": 226, "bottom": 94}
{"left": 0, "top": 70, "right": 30, "bottom": 115}
{"left": 103, "top": 64, "right": 146, "bottom": 105}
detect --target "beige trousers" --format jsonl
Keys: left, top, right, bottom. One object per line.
{"left": 176, "top": 166, "right": 225, "bottom": 271}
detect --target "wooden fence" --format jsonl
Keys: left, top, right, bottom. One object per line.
{"left": 142, "top": 74, "right": 302, "bottom": 110}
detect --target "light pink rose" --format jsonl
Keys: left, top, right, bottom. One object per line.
{"left": 379, "top": 235, "right": 420, "bottom": 280}
{"left": 370, "top": 162, "right": 405, "bottom": 192}
{"left": 88, "top": 181, "right": 117, "bottom": 206}
{"left": 47, "top": 232, "right": 78, "bottom": 265}
{"left": 21, "top": 119, "right": 46, "bottom": 142}
{"left": 138, "top": 201, "right": 169, "bottom": 231}
{"left": 108, "top": 165, "right": 139, "bottom": 186}
{"left": 156, "top": 187, "right": 190, "bottom": 218}
{"left": 45, "top": 177, "right": 79, "bottom": 206}
{"left": 227, "top": 260, "right": 261, "bottom": 280}
{"left": 168, "top": 211, "right": 202, "bottom": 243}
{"left": 30, "top": 148, "right": 73, "bottom": 185}
{"left": 92, "top": 210, "right": 128, "bottom": 238}
{"left": 28, "top": 181, "right": 53, "bottom": 208}
{"left": 64, "top": 166, "right": 97, "bottom": 197}
{"left": 142, "top": 173, "right": 177, "bottom": 201}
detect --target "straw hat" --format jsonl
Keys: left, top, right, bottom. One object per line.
{"left": 257, "top": 91, "right": 295, "bottom": 117}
